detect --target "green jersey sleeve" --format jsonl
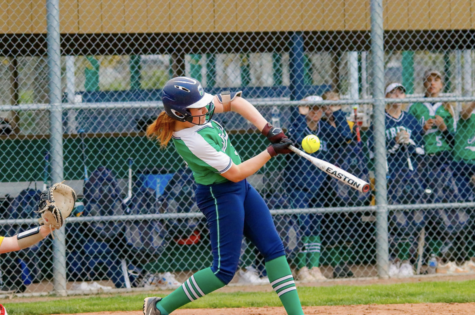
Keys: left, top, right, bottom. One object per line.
{"left": 174, "top": 131, "right": 232, "bottom": 174}
{"left": 172, "top": 121, "right": 242, "bottom": 185}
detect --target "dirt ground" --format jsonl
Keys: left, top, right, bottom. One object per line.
{"left": 58, "top": 303, "right": 475, "bottom": 315}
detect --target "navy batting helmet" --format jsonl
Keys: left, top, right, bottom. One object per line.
{"left": 162, "top": 77, "right": 215, "bottom": 125}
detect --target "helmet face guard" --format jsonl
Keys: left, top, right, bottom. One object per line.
{"left": 171, "top": 101, "right": 215, "bottom": 126}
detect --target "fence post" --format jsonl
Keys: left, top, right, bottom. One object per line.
{"left": 47, "top": 0, "right": 67, "bottom": 296}
{"left": 289, "top": 32, "right": 305, "bottom": 101}
{"left": 349, "top": 51, "right": 359, "bottom": 100}
{"left": 463, "top": 50, "right": 472, "bottom": 97}
{"left": 370, "top": 0, "right": 389, "bottom": 278}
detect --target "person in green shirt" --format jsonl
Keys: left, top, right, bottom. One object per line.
{"left": 452, "top": 102, "right": 475, "bottom": 270}
{"left": 142, "top": 77, "right": 304, "bottom": 315}
{"left": 408, "top": 70, "right": 466, "bottom": 267}
{"left": 408, "top": 70, "right": 455, "bottom": 174}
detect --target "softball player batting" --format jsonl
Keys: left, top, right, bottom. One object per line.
{"left": 143, "top": 77, "right": 304, "bottom": 315}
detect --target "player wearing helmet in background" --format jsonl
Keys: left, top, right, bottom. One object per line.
{"left": 142, "top": 77, "right": 304, "bottom": 315}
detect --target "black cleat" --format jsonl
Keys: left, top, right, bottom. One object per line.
{"left": 143, "top": 297, "right": 162, "bottom": 315}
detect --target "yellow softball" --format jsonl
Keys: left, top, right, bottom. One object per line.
{"left": 302, "top": 135, "right": 321, "bottom": 153}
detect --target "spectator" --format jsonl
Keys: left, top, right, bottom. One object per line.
{"left": 452, "top": 102, "right": 475, "bottom": 272}
{"left": 286, "top": 94, "right": 352, "bottom": 281}
{"left": 408, "top": 70, "right": 467, "bottom": 266}
{"left": 369, "top": 83, "right": 427, "bottom": 277}
{"left": 408, "top": 69, "right": 455, "bottom": 185}
{"left": 321, "top": 91, "right": 370, "bottom": 278}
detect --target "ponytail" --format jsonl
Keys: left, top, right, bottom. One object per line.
{"left": 443, "top": 103, "right": 455, "bottom": 118}
{"left": 146, "top": 111, "right": 176, "bottom": 148}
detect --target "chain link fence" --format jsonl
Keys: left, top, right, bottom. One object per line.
{"left": 0, "top": 0, "right": 475, "bottom": 296}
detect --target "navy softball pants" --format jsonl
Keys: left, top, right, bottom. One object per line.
{"left": 196, "top": 179, "right": 285, "bottom": 284}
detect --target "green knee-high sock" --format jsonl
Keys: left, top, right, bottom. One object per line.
{"left": 297, "top": 236, "right": 309, "bottom": 269}
{"left": 266, "top": 256, "right": 304, "bottom": 315}
{"left": 307, "top": 235, "right": 321, "bottom": 268}
{"left": 156, "top": 268, "right": 225, "bottom": 314}
{"left": 397, "top": 239, "right": 411, "bottom": 261}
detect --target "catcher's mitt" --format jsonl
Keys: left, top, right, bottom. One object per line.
{"left": 38, "top": 183, "right": 77, "bottom": 230}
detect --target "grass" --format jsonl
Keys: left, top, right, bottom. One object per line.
{"left": 4, "top": 280, "right": 475, "bottom": 315}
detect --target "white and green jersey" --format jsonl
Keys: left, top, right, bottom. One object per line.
{"left": 172, "top": 120, "right": 242, "bottom": 185}
{"left": 408, "top": 102, "right": 455, "bottom": 154}
{"left": 454, "top": 110, "right": 475, "bottom": 163}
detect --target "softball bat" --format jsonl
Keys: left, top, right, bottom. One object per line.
{"left": 289, "top": 145, "right": 370, "bottom": 193}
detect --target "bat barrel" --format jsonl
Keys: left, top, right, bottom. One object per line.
{"left": 289, "top": 145, "right": 370, "bottom": 193}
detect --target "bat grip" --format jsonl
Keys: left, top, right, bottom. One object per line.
{"left": 404, "top": 144, "right": 414, "bottom": 171}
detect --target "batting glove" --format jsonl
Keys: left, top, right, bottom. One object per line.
{"left": 261, "top": 123, "right": 288, "bottom": 143}
{"left": 267, "top": 138, "right": 294, "bottom": 157}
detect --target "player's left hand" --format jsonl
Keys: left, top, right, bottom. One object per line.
{"left": 433, "top": 115, "right": 447, "bottom": 131}
{"left": 267, "top": 138, "right": 294, "bottom": 157}
{"left": 261, "top": 123, "right": 288, "bottom": 143}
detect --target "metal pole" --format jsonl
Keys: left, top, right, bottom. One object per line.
{"left": 273, "top": 52, "right": 283, "bottom": 86}
{"left": 349, "top": 51, "right": 359, "bottom": 100}
{"left": 361, "top": 52, "right": 368, "bottom": 98}
{"left": 206, "top": 54, "right": 216, "bottom": 87}
{"left": 66, "top": 56, "right": 78, "bottom": 133}
{"left": 289, "top": 32, "right": 305, "bottom": 101}
{"left": 463, "top": 50, "right": 472, "bottom": 97}
{"left": 455, "top": 51, "right": 462, "bottom": 119}
{"left": 402, "top": 51, "right": 414, "bottom": 94}
{"left": 371, "top": 0, "right": 389, "bottom": 279}
{"left": 66, "top": 57, "right": 75, "bottom": 104}
{"left": 47, "top": 0, "right": 67, "bottom": 296}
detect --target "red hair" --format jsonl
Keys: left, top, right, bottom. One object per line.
{"left": 146, "top": 111, "right": 176, "bottom": 148}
